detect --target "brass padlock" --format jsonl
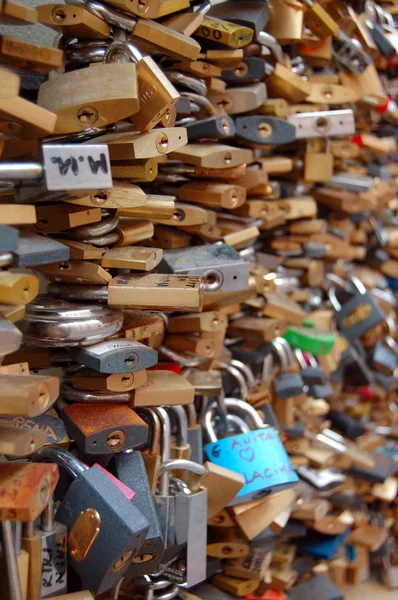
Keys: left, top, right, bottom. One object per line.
{"left": 38, "top": 63, "right": 140, "bottom": 133}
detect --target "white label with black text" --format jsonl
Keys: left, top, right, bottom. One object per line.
{"left": 42, "top": 144, "right": 113, "bottom": 191}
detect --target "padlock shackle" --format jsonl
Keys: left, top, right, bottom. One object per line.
{"left": 85, "top": 0, "right": 137, "bottom": 32}
{"left": 227, "top": 414, "right": 251, "bottom": 433}
{"left": 256, "top": 31, "right": 284, "bottom": 63}
{"left": 155, "top": 407, "right": 171, "bottom": 496}
{"left": 224, "top": 398, "right": 265, "bottom": 430}
{"left": 229, "top": 359, "right": 256, "bottom": 386}
{"left": 158, "top": 459, "right": 206, "bottom": 477}
{"left": 165, "top": 405, "right": 189, "bottom": 446}
{"left": 32, "top": 447, "right": 87, "bottom": 478}
{"left": 191, "top": 0, "right": 211, "bottom": 15}
{"left": 136, "top": 407, "right": 162, "bottom": 454}
{"left": 159, "top": 344, "right": 203, "bottom": 367}
{"left": 262, "top": 353, "right": 273, "bottom": 381}
{"left": 328, "top": 286, "right": 342, "bottom": 312}
{"left": 271, "top": 338, "right": 291, "bottom": 372}
{"left": 220, "top": 364, "right": 248, "bottom": 398}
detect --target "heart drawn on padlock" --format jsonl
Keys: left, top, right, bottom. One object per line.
{"left": 239, "top": 447, "right": 255, "bottom": 462}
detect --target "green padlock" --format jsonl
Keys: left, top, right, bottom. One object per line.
{"left": 283, "top": 319, "right": 335, "bottom": 355}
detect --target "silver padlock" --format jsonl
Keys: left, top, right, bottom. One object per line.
{"left": 20, "top": 296, "right": 123, "bottom": 347}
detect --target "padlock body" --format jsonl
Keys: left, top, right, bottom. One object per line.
{"left": 112, "top": 452, "right": 164, "bottom": 577}
{"left": 131, "top": 56, "right": 180, "bottom": 133}
{"left": 273, "top": 373, "right": 303, "bottom": 398}
{"left": 304, "top": 152, "right": 333, "bottom": 182}
{"left": 55, "top": 466, "right": 149, "bottom": 594}
{"left": 335, "top": 291, "right": 384, "bottom": 341}
{"left": 204, "top": 427, "right": 298, "bottom": 505}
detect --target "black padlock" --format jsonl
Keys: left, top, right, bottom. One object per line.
{"left": 295, "top": 350, "right": 332, "bottom": 398}
{"left": 348, "top": 453, "right": 397, "bottom": 484}
{"left": 368, "top": 341, "right": 398, "bottom": 375}
{"left": 272, "top": 338, "right": 304, "bottom": 398}
{"left": 208, "top": 0, "right": 270, "bottom": 37}
{"left": 365, "top": 247, "right": 390, "bottom": 269}
{"left": 111, "top": 451, "right": 165, "bottom": 577}
{"left": 185, "top": 116, "right": 236, "bottom": 142}
{"left": 328, "top": 411, "right": 366, "bottom": 440}
{"left": 283, "top": 520, "right": 308, "bottom": 538}
{"left": 367, "top": 22, "right": 396, "bottom": 59}
{"left": 33, "top": 447, "right": 149, "bottom": 595}
{"left": 222, "top": 57, "right": 266, "bottom": 84}
{"left": 273, "top": 373, "right": 304, "bottom": 399}
{"left": 260, "top": 402, "right": 280, "bottom": 428}
{"left": 234, "top": 116, "right": 296, "bottom": 146}
{"left": 343, "top": 341, "right": 375, "bottom": 386}
{"left": 329, "top": 277, "right": 385, "bottom": 342}
{"left": 281, "top": 421, "right": 305, "bottom": 439}
{"left": 230, "top": 342, "right": 269, "bottom": 379}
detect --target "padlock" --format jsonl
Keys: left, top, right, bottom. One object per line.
{"left": 304, "top": 139, "right": 334, "bottom": 183}
{"left": 84, "top": 0, "right": 201, "bottom": 60}
{"left": 161, "top": 243, "right": 249, "bottom": 293}
{"left": 70, "top": 339, "right": 158, "bottom": 374}
{"left": 20, "top": 297, "right": 124, "bottom": 347}
{"left": 368, "top": 341, "right": 398, "bottom": 375}
{"left": 151, "top": 407, "right": 187, "bottom": 565}
{"left": 112, "top": 450, "right": 165, "bottom": 577}
{"left": 33, "top": 447, "right": 149, "bottom": 595}
{"left": 0, "top": 462, "right": 59, "bottom": 522}
{"left": 272, "top": 338, "right": 304, "bottom": 399}
{"left": 0, "top": 374, "right": 59, "bottom": 417}
{"left": 22, "top": 497, "right": 67, "bottom": 600}
{"left": 203, "top": 398, "right": 298, "bottom": 504}
{"left": 295, "top": 350, "right": 333, "bottom": 399}
{"left": 329, "top": 276, "right": 385, "bottom": 341}
{"left": 61, "top": 403, "right": 148, "bottom": 455}
{"left": 37, "top": 63, "right": 140, "bottom": 133}
{"left": 157, "top": 459, "right": 208, "bottom": 587}
{"left": 110, "top": 41, "right": 180, "bottom": 132}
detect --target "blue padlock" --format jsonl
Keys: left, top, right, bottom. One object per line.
{"left": 203, "top": 398, "right": 298, "bottom": 505}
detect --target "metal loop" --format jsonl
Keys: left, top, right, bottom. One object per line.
{"left": 159, "top": 345, "right": 204, "bottom": 367}
{"left": 180, "top": 92, "right": 218, "bottom": 116}
{"left": 32, "top": 447, "right": 87, "bottom": 477}
{"left": 165, "top": 405, "right": 189, "bottom": 445}
{"left": 85, "top": 0, "right": 137, "bottom": 31}
{"left": 229, "top": 359, "right": 256, "bottom": 387}
{"left": 158, "top": 459, "right": 206, "bottom": 477}
{"left": 48, "top": 283, "right": 109, "bottom": 302}
{"left": 58, "top": 215, "right": 119, "bottom": 240}
{"left": 61, "top": 381, "right": 132, "bottom": 403}
{"left": 220, "top": 363, "right": 248, "bottom": 398}
{"left": 227, "top": 414, "right": 251, "bottom": 433}
{"left": 257, "top": 31, "right": 284, "bottom": 63}
{"left": 166, "top": 72, "right": 207, "bottom": 96}
{"left": 154, "top": 407, "right": 171, "bottom": 495}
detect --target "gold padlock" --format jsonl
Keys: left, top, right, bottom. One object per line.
{"left": 304, "top": 138, "right": 334, "bottom": 182}
{"left": 38, "top": 63, "right": 140, "bottom": 133}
